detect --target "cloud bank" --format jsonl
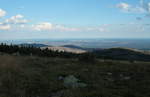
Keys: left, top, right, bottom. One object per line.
{"left": 116, "top": 0, "right": 150, "bottom": 17}
{"left": 0, "top": 8, "right": 107, "bottom": 32}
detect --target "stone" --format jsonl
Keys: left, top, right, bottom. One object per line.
{"left": 63, "top": 75, "right": 87, "bottom": 88}
{"left": 124, "top": 76, "right": 131, "bottom": 80}
{"left": 107, "top": 72, "right": 112, "bottom": 75}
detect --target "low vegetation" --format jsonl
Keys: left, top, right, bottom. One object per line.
{"left": 0, "top": 54, "right": 150, "bottom": 97}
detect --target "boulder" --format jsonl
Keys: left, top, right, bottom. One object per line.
{"left": 63, "top": 75, "right": 87, "bottom": 88}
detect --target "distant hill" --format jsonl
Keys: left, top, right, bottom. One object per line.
{"left": 19, "top": 43, "right": 48, "bottom": 48}
{"left": 62, "top": 45, "right": 85, "bottom": 50}
{"left": 92, "top": 47, "right": 150, "bottom": 61}
{"left": 1, "top": 43, "right": 150, "bottom": 62}
{"left": 62, "top": 45, "right": 105, "bottom": 51}
{"left": 41, "top": 46, "right": 87, "bottom": 54}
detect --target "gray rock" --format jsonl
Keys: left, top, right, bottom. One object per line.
{"left": 58, "top": 76, "right": 64, "bottom": 80}
{"left": 63, "top": 75, "right": 87, "bottom": 88}
{"left": 107, "top": 72, "right": 112, "bottom": 75}
{"left": 123, "top": 76, "right": 131, "bottom": 80}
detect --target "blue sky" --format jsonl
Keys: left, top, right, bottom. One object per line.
{"left": 0, "top": 0, "right": 150, "bottom": 39}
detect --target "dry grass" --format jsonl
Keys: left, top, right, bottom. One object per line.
{"left": 0, "top": 54, "right": 150, "bottom": 97}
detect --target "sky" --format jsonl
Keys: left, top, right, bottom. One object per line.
{"left": 0, "top": 0, "right": 150, "bottom": 40}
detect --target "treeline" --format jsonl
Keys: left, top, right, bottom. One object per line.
{"left": 0, "top": 43, "right": 78, "bottom": 58}
{"left": 1, "top": 43, "right": 150, "bottom": 62}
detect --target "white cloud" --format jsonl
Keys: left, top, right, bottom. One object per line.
{"left": 0, "top": 9, "right": 108, "bottom": 33}
{"left": 0, "top": 9, "right": 6, "bottom": 17}
{"left": 15, "top": 14, "right": 24, "bottom": 18}
{"left": 33, "top": 22, "right": 81, "bottom": 32}
{"left": 117, "top": 3, "right": 131, "bottom": 12}
{"left": 86, "top": 26, "right": 107, "bottom": 32}
{"left": 117, "top": 0, "right": 150, "bottom": 14}
{"left": 55, "top": 25, "right": 80, "bottom": 32}
{"left": 33, "top": 22, "right": 107, "bottom": 32}
{"left": 117, "top": 2, "right": 145, "bottom": 13}
{"left": 6, "top": 14, "right": 28, "bottom": 24}
{"left": 0, "top": 24, "right": 11, "bottom": 30}
{"left": 0, "top": 14, "right": 29, "bottom": 31}
{"left": 33, "top": 22, "right": 53, "bottom": 31}
{"left": 116, "top": 0, "right": 150, "bottom": 20}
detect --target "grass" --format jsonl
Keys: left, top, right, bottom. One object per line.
{"left": 0, "top": 54, "right": 150, "bottom": 97}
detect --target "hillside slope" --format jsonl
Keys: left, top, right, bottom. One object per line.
{"left": 62, "top": 45, "right": 85, "bottom": 50}
{"left": 92, "top": 47, "right": 150, "bottom": 61}
{"left": 0, "top": 54, "right": 150, "bottom": 97}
